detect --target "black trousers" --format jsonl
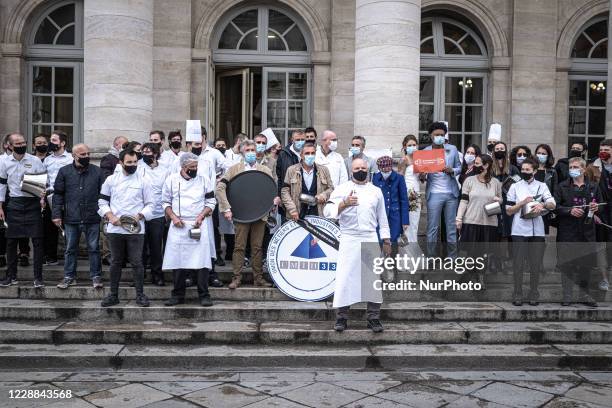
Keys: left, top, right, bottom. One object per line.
{"left": 511, "top": 236, "right": 544, "bottom": 298}
{"left": 224, "top": 234, "right": 235, "bottom": 260}
{"left": 43, "top": 206, "right": 59, "bottom": 261}
{"left": 213, "top": 206, "right": 222, "bottom": 259}
{"left": 108, "top": 233, "right": 145, "bottom": 297}
{"left": 143, "top": 217, "right": 164, "bottom": 281}
{"left": 6, "top": 237, "right": 43, "bottom": 281}
{"left": 172, "top": 268, "right": 210, "bottom": 299}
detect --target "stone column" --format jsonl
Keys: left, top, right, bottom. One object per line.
{"left": 83, "top": 0, "right": 154, "bottom": 152}
{"left": 0, "top": 43, "right": 23, "bottom": 138}
{"left": 607, "top": 4, "right": 612, "bottom": 138}
{"left": 353, "top": 0, "right": 421, "bottom": 153}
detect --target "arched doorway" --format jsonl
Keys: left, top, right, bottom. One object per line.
{"left": 211, "top": 5, "right": 312, "bottom": 146}
{"left": 419, "top": 15, "right": 489, "bottom": 150}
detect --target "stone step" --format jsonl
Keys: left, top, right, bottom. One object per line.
{"left": 0, "top": 343, "right": 610, "bottom": 370}
{"left": 1, "top": 320, "right": 612, "bottom": 345}
{"left": 0, "top": 299, "right": 609, "bottom": 322}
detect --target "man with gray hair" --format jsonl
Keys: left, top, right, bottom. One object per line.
{"left": 162, "top": 153, "right": 216, "bottom": 306}
{"left": 316, "top": 129, "right": 348, "bottom": 187}
{"left": 344, "top": 135, "right": 378, "bottom": 181}
{"left": 216, "top": 140, "right": 280, "bottom": 289}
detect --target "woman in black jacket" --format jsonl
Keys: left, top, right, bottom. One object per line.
{"left": 534, "top": 143, "right": 558, "bottom": 234}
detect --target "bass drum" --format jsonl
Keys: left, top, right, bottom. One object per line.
{"left": 267, "top": 216, "right": 340, "bottom": 302}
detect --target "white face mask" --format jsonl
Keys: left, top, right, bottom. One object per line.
{"left": 329, "top": 141, "right": 337, "bottom": 151}
{"left": 464, "top": 154, "right": 476, "bottom": 164}
{"left": 381, "top": 171, "right": 392, "bottom": 179}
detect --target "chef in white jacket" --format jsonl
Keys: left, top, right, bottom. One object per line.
{"left": 162, "top": 153, "right": 216, "bottom": 307}
{"left": 324, "top": 158, "right": 391, "bottom": 333}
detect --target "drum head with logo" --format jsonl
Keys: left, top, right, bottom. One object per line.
{"left": 267, "top": 216, "right": 340, "bottom": 302}
{"left": 226, "top": 170, "right": 277, "bottom": 223}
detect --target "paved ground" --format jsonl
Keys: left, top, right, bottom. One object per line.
{"left": 0, "top": 370, "right": 611, "bottom": 407}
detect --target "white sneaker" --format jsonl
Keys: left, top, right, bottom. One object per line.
{"left": 599, "top": 280, "right": 609, "bottom": 291}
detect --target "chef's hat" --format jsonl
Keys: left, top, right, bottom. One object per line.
{"left": 261, "top": 128, "right": 280, "bottom": 150}
{"left": 488, "top": 123, "right": 502, "bottom": 142}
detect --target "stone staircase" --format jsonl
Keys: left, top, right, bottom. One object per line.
{"left": 0, "top": 261, "right": 611, "bottom": 371}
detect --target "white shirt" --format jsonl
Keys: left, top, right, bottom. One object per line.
{"left": 315, "top": 146, "right": 347, "bottom": 188}
{"left": 138, "top": 162, "right": 169, "bottom": 219}
{"left": 302, "top": 165, "right": 314, "bottom": 190}
{"left": 98, "top": 171, "right": 155, "bottom": 234}
{"left": 44, "top": 151, "right": 73, "bottom": 188}
{"left": 225, "top": 148, "right": 242, "bottom": 168}
{"left": 159, "top": 149, "right": 181, "bottom": 170}
{"left": 200, "top": 145, "right": 227, "bottom": 176}
{"left": 0, "top": 153, "right": 46, "bottom": 201}
{"left": 506, "top": 179, "right": 555, "bottom": 237}
{"left": 324, "top": 181, "right": 390, "bottom": 239}
{"left": 162, "top": 173, "right": 216, "bottom": 219}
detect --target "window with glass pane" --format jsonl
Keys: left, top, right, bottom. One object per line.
{"left": 568, "top": 79, "right": 606, "bottom": 154}
{"left": 443, "top": 76, "right": 484, "bottom": 152}
{"left": 31, "top": 65, "right": 75, "bottom": 145}
{"left": 266, "top": 71, "right": 309, "bottom": 144}
{"left": 34, "top": 3, "right": 75, "bottom": 45}
{"left": 571, "top": 19, "right": 608, "bottom": 59}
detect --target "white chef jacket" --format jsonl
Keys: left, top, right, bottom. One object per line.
{"left": 98, "top": 170, "right": 155, "bottom": 234}
{"left": 44, "top": 151, "right": 73, "bottom": 188}
{"left": 315, "top": 146, "right": 347, "bottom": 188}
{"left": 506, "top": 179, "right": 555, "bottom": 237}
{"left": 161, "top": 173, "right": 216, "bottom": 219}
{"left": 200, "top": 145, "right": 228, "bottom": 176}
{"left": 138, "top": 162, "right": 169, "bottom": 219}
{"left": 0, "top": 153, "right": 46, "bottom": 201}
{"left": 225, "top": 148, "right": 242, "bottom": 168}
{"left": 159, "top": 149, "right": 181, "bottom": 170}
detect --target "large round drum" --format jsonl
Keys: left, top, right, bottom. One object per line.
{"left": 267, "top": 216, "right": 340, "bottom": 302}
{"left": 226, "top": 170, "right": 277, "bottom": 223}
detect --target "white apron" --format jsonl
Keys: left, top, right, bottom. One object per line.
{"left": 162, "top": 218, "right": 212, "bottom": 270}
{"left": 332, "top": 231, "right": 383, "bottom": 308}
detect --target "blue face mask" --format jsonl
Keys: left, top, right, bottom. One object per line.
{"left": 516, "top": 156, "right": 526, "bottom": 165}
{"left": 569, "top": 168, "right": 581, "bottom": 179}
{"left": 244, "top": 152, "right": 257, "bottom": 164}
{"left": 304, "top": 155, "right": 316, "bottom": 166}
{"left": 537, "top": 154, "right": 548, "bottom": 164}
{"left": 433, "top": 135, "right": 445, "bottom": 145}
{"left": 405, "top": 146, "right": 417, "bottom": 155}
{"left": 350, "top": 146, "right": 361, "bottom": 156}
{"left": 294, "top": 140, "right": 305, "bottom": 151}
{"left": 256, "top": 144, "right": 266, "bottom": 153}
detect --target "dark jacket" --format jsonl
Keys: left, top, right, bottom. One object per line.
{"left": 554, "top": 179, "right": 602, "bottom": 242}
{"left": 275, "top": 145, "right": 300, "bottom": 196}
{"left": 100, "top": 153, "right": 119, "bottom": 180}
{"left": 52, "top": 163, "right": 104, "bottom": 224}
{"left": 555, "top": 158, "right": 570, "bottom": 185}
{"left": 372, "top": 171, "right": 410, "bottom": 242}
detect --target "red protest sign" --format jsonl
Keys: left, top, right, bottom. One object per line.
{"left": 413, "top": 149, "right": 445, "bottom": 173}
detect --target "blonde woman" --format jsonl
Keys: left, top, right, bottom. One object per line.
{"left": 398, "top": 134, "right": 421, "bottom": 243}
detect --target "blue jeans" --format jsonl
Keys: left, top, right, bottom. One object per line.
{"left": 426, "top": 192, "right": 459, "bottom": 244}
{"left": 64, "top": 223, "right": 101, "bottom": 279}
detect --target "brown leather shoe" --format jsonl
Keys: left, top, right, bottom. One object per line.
{"left": 228, "top": 279, "right": 241, "bottom": 290}
{"left": 254, "top": 278, "right": 272, "bottom": 288}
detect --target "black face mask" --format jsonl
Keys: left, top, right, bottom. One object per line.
{"left": 353, "top": 170, "right": 368, "bottom": 182}
{"left": 35, "top": 145, "right": 48, "bottom": 154}
{"left": 520, "top": 171, "right": 533, "bottom": 181}
{"left": 569, "top": 150, "right": 582, "bottom": 158}
{"left": 135, "top": 152, "right": 142, "bottom": 160}
{"left": 487, "top": 143, "right": 495, "bottom": 152}
{"left": 473, "top": 166, "right": 483, "bottom": 174}
{"left": 48, "top": 142, "right": 59, "bottom": 152}
{"left": 493, "top": 151, "right": 506, "bottom": 160}
{"left": 124, "top": 165, "right": 138, "bottom": 175}
{"left": 142, "top": 155, "right": 155, "bottom": 165}
{"left": 77, "top": 157, "right": 90, "bottom": 167}
{"left": 170, "top": 141, "right": 182, "bottom": 149}
{"left": 13, "top": 145, "right": 27, "bottom": 155}
{"left": 191, "top": 147, "right": 202, "bottom": 156}
{"left": 217, "top": 147, "right": 226, "bottom": 155}
{"left": 187, "top": 169, "right": 198, "bottom": 179}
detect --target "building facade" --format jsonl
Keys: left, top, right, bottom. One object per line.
{"left": 0, "top": 0, "right": 610, "bottom": 159}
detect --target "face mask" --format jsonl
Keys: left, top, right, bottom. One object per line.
{"left": 77, "top": 157, "right": 90, "bottom": 167}
{"left": 124, "top": 165, "right": 138, "bottom": 175}
{"left": 473, "top": 165, "right": 483, "bottom": 174}
{"left": 569, "top": 169, "right": 581, "bottom": 179}
{"left": 13, "top": 145, "right": 27, "bottom": 155}
{"left": 493, "top": 151, "right": 506, "bottom": 160}
{"left": 35, "top": 145, "right": 48, "bottom": 154}
{"left": 186, "top": 169, "right": 198, "bottom": 179}
{"left": 381, "top": 171, "right": 392, "bottom": 179}
{"left": 293, "top": 140, "right": 305, "bottom": 151}
{"left": 170, "top": 141, "right": 182, "bottom": 149}
{"left": 353, "top": 170, "right": 368, "bottom": 182}
{"left": 599, "top": 151, "right": 611, "bottom": 161}
{"left": 135, "top": 152, "right": 142, "bottom": 160}
{"left": 349, "top": 146, "right": 361, "bottom": 156}
{"left": 405, "top": 146, "right": 417, "bottom": 155}
{"left": 191, "top": 147, "right": 202, "bottom": 156}
{"left": 569, "top": 150, "right": 582, "bottom": 158}
{"left": 244, "top": 152, "right": 257, "bottom": 164}
{"left": 516, "top": 156, "right": 526, "bottom": 165}
{"left": 536, "top": 154, "right": 548, "bottom": 164}
{"left": 464, "top": 154, "right": 475, "bottom": 164}
{"left": 433, "top": 135, "right": 445, "bottom": 145}
{"left": 304, "top": 155, "right": 316, "bottom": 166}
{"left": 487, "top": 143, "right": 496, "bottom": 152}
{"left": 155, "top": 142, "right": 163, "bottom": 148}
{"left": 329, "top": 141, "right": 338, "bottom": 151}
{"left": 520, "top": 171, "right": 533, "bottom": 181}
{"left": 217, "top": 147, "right": 226, "bottom": 155}
{"left": 256, "top": 144, "right": 266, "bottom": 154}
{"left": 142, "top": 155, "right": 155, "bottom": 165}
{"left": 48, "top": 142, "right": 59, "bottom": 152}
